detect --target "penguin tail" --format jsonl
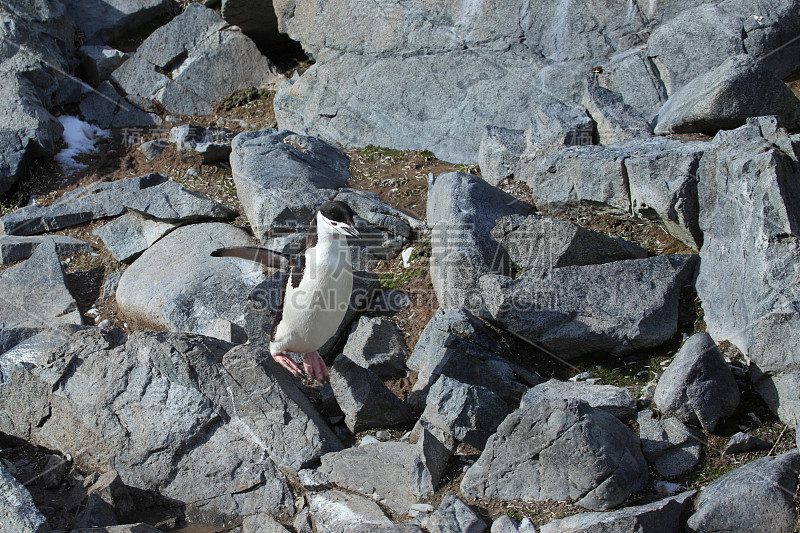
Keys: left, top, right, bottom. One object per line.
{"left": 211, "top": 246, "right": 290, "bottom": 268}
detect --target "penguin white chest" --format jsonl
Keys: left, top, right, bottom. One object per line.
{"left": 272, "top": 241, "right": 353, "bottom": 354}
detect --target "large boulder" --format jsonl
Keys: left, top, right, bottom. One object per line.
{"left": 63, "top": 0, "right": 170, "bottom": 45}
{"left": 111, "top": 4, "right": 284, "bottom": 116}
{"left": 116, "top": 223, "right": 266, "bottom": 343}
{"left": 522, "top": 379, "right": 636, "bottom": 419}
{"left": 478, "top": 254, "right": 698, "bottom": 358}
{"left": 0, "top": 234, "right": 92, "bottom": 264}
{"left": 654, "top": 55, "right": 800, "bottom": 135}
{"left": 693, "top": 116, "right": 800, "bottom": 424}
{"left": 0, "top": 328, "right": 314, "bottom": 523}
{"left": 0, "top": 240, "right": 82, "bottom": 355}
{"left": 0, "top": 0, "right": 74, "bottom": 194}
{"left": 428, "top": 172, "right": 529, "bottom": 310}
{"left": 461, "top": 398, "right": 648, "bottom": 511}
{"left": 636, "top": 410, "right": 702, "bottom": 479}
{"left": 341, "top": 317, "right": 407, "bottom": 378}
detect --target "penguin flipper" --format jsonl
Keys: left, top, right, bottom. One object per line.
{"left": 211, "top": 246, "right": 290, "bottom": 269}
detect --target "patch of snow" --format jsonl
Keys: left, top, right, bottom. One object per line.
{"left": 54, "top": 116, "right": 109, "bottom": 174}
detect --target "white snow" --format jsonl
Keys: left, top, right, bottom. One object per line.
{"left": 54, "top": 116, "right": 109, "bottom": 174}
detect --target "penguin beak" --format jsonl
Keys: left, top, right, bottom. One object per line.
{"left": 340, "top": 223, "right": 361, "bottom": 239}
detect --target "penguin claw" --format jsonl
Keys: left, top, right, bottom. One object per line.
{"left": 303, "top": 351, "right": 329, "bottom": 384}
{"left": 273, "top": 353, "right": 303, "bottom": 378}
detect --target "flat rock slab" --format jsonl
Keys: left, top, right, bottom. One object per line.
{"left": 0, "top": 235, "right": 92, "bottom": 264}
{"left": 116, "top": 223, "right": 266, "bottom": 343}
{"left": 686, "top": 450, "right": 800, "bottom": 533}
{"left": 539, "top": 491, "right": 695, "bottom": 533}
{"left": 309, "top": 490, "right": 422, "bottom": 533}
{"left": 427, "top": 172, "right": 529, "bottom": 310}
{"left": 0, "top": 173, "right": 167, "bottom": 236}
{"left": 0, "top": 325, "right": 85, "bottom": 385}
{"left": 581, "top": 86, "right": 651, "bottom": 145}
{"left": 171, "top": 125, "right": 234, "bottom": 163}
{"left": 121, "top": 180, "right": 238, "bottom": 221}
{"left": 0, "top": 328, "right": 296, "bottom": 523}
{"left": 0, "top": 462, "right": 47, "bottom": 533}
{"left": 522, "top": 379, "right": 636, "bottom": 419}
{"left": 79, "top": 80, "right": 162, "bottom": 129}
{"left": 636, "top": 410, "right": 701, "bottom": 479}
{"left": 111, "top": 4, "right": 283, "bottom": 116}
{"left": 93, "top": 212, "right": 180, "bottom": 263}
{"left": 329, "top": 354, "right": 412, "bottom": 433}
{"left": 479, "top": 254, "right": 698, "bottom": 358}
{"left": 655, "top": 55, "right": 800, "bottom": 135}
{"left": 0, "top": 240, "right": 82, "bottom": 355}
{"left": 724, "top": 432, "right": 773, "bottom": 455}
{"left": 654, "top": 333, "right": 740, "bottom": 432}
{"left": 341, "top": 316, "right": 407, "bottom": 378}
{"left": 461, "top": 398, "right": 647, "bottom": 511}
{"left": 491, "top": 215, "right": 647, "bottom": 272}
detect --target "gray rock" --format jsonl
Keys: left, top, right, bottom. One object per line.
{"left": 0, "top": 173, "right": 168, "bottom": 235}
{"left": 428, "top": 172, "right": 529, "bottom": 310}
{"left": 654, "top": 333, "right": 740, "bottom": 432}
{"left": 693, "top": 117, "right": 800, "bottom": 425}
{"left": 103, "top": 273, "right": 123, "bottom": 301}
{"left": 71, "top": 525, "right": 162, "bottom": 533}
{"left": 424, "top": 493, "right": 486, "bottom": 533}
{"left": 636, "top": 410, "right": 701, "bottom": 479}
{"left": 0, "top": 234, "right": 92, "bottom": 264}
{"left": 318, "top": 433, "right": 449, "bottom": 514}
{"left": 491, "top": 516, "right": 536, "bottom": 533}
{"left": 0, "top": 0, "right": 72, "bottom": 194}
{"left": 78, "top": 45, "right": 128, "bottom": 86}
{"left": 522, "top": 379, "right": 636, "bottom": 419}
{"left": 242, "top": 513, "right": 291, "bottom": 533}
{"left": 121, "top": 180, "right": 238, "bottom": 221}
{"left": 84, "top": 470, "right": 134, "bottom": 519}
{"left": 420, "top": 376, "right": 509, "bottom": 450}
{"left": 0, "top": 462, "right": 47, "bottom": 533}
{"left": 686, "top": 450, "right": 800, "bottom": 533}
{"left": 491, "top": 215, "right": 647, "bottom": 272}
{"left": 138, "top": 140, "right": 168, "bottom": 161}
{"left": 479, "top": 254, "right": 698, "bottom": 358}
{"left": 341, "top": 316, "right": 407, "bottom": 378}
{"left": 581, "top": 86, "right": 651, "bottom": 145}
{"left": 41, "top": 454, "right": 68, "bottom": 489}
{"left": 308, "top": 490, "right": 394, "bottom": 533}
{"left": 479, "top": 126, "right": 528, "bottom": 187}
{"left": 0, "top": 240, "right": 82, "bottom": 355}
{"left": 539, "top": 491, "right": 695, "bottom": 533}
{"left": 654, "top": 55, "right": 800, "bottom": 135}
{"left": 170, "top": 125, "right": 234, "bottom": 163}
{"left": 406, "top": 308, "right": 533, "bottom": 411}
{"left": 79, "top": 81, "right": 162, "bottom": 129}
{"left": 724, "top": 432, "right": 773, "bottom": 455}
{"left": 329, "top": 354, "right": 412, "bottom": 433}
{"left": 75, "top": 491, "right": 118, "bottom": 528}
{"left": 0, "top": 325, "right": 85, "bottom": 384}
{"left": 63, "top": 0, "right": 170, "bottom": 44}
{"left": 116, "top": 223, "right": 265, "bottom": 343}
{"left": 111, "top": 4, "right": 283, "bottom": 116}
{"left": 294, "top": 508, "right": 313, "bottom": 533}
{"left": 593, "top": 48, "right": 668, "bottom": 122}
{"left": 461, "top": 398, "right": 648, "bottom": 511}
{"left": 93, "top": 212, "right": 180, "bottom": 263}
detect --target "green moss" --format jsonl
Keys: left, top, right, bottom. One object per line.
{"left": 360, "top": 145, "right": 408, "bottom": 160}
{"left": 458, "top": 164, "right": 480, "bottom": 175}
{"left": 379, "top": 268, "right": 422, "bottom": 289}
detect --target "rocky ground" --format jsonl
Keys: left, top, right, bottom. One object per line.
{"left": 2, "top": 1, "right": 800, "bottom": 533}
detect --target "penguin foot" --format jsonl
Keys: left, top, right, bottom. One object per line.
{"left": 273, "top": 353, "right": 303, "bottom": 378}
{"left": 303, "top": 351, "right": 329, "bottom": 384}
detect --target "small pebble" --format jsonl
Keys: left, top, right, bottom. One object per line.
{"left": 569, "top": 371, "right": 592, "bottom": 382}
{"left": 360, "top": 436, "right": 380, "bottom": 446}
{"left": 86, "top": 308, "right": 100, "bottom": 317}
{"left": 97, "top": 319, "right": 111, "bottom": 328}
{"left": 409, "top": 503, "right": 435, "bottom": 513}
{"left": 653, "top": 480, "right": 682, "bottom": 497}
{"left": 375, "top": 430, "right": 390, "bottom": 439}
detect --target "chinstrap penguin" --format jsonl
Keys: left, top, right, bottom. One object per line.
{"left": 211, "top": 200, "right": 360, "bottom": 382}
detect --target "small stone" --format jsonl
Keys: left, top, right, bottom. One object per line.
{"left": 724, "top": 432, "right": 773, "bottom": 455}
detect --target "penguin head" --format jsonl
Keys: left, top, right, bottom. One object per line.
{"left": 317, "top": 201, "right": 361, "bottom": 238}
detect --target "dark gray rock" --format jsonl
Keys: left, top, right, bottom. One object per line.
{"left": 71, "top": 525, "right": 162, "bottom": 533}
{"left": 0, "top": 0, "right": 73, "bottom": 194}
{"left": 686, "top": 450, "right": 800, "bottom": 533}
{"left": 724, "top": 432, "right": 773, "bottom": 455}
{"left": 694, "top": 117, "right": 800, "bottom": 425}
{"left": 406, "top": 308, "right": 533, "bottom": 411}
{"left": 63, "top": 0, "right": 170, "bottom": 45}
{"left": 582, "top": 86, "right": 651, "bottom": 145}
{"left": 0, "top": 325, "right": 85, "bottom": 384}
{"left": 170, "top": 125, "right": 234, "bottom": 163}
{"left": 428, "top": 172, "right": 529, "bottom": 310}
{"left": 318, "top": 432, "right": 449, "bottom": 514}
{"left": 75, "top": 491, "right": 118, "bottom": 528}
{"left": 522, "top": 379, "right": 636, "bottom": 419}
{"left": 222, "top": 0, "right": 282, "bottom": 46}
{"left": 121, "top": 180, "right": 238, "bottom": 221}
{"left": 0, "top": 173, "right": 168, "bottom": 235}
{"left": 420, "top": 376, "right": 509, "bottom": 450}
{"left": 329, "top": 354, "right": 412, "bottom": 433}
{"left": 116, "top": 223, "right": 266, "bottom": 342}
{"left": 111, "top": 4, "right": 283, "bottom": 116}
{"left": 461, "top": 398, "right": 648, "bottom": 511}
{"left": 341, "top": 316, "right": 407, "bottom": 378}
{"left": 0, "top": 234, "right": 92, "bottom": 264}
{"left": 479, "top": 254, "right": 698, "bottom": 358}
{"left": 79, "top": 81, "right": 162, "bottom": 129}
{"left": 93, "top": 212, "right": 180, "bottom": 263}
{"left": 423, "top": 493, "right": 486, "bottom": 533}
{"left": 491, "top": 215, "right": 647, "bottom": 272}
{"left": 539, "top": 491, "right": 695, "bottom": 533}
{"left": 103, "top": 272, "right": 123, "bottom": 301}
{"left": 0, "top": 240, "right": 82, "bottom": 355}
{"left": 636, "top": 410, "right": 701, "bottom": 479}
{"left": 654, "top": 333, "right": 740, "bottom": 432}
{"left": 138, "top": 140, "right": 168, "bottom": 161}
{"left": 84, "top": 471, "right": 134, "bottom": 519}
{"left": 78, "top": 45, "right": 128, "bottom": 86}
{"left": 654, "top": 55, "right": 800, "bottom": 135}
{"left": 41, "top": 454, "right": 68, "bottom": 489}
{"left": 0, "top": 462, "right": 47, "bottom": 533}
